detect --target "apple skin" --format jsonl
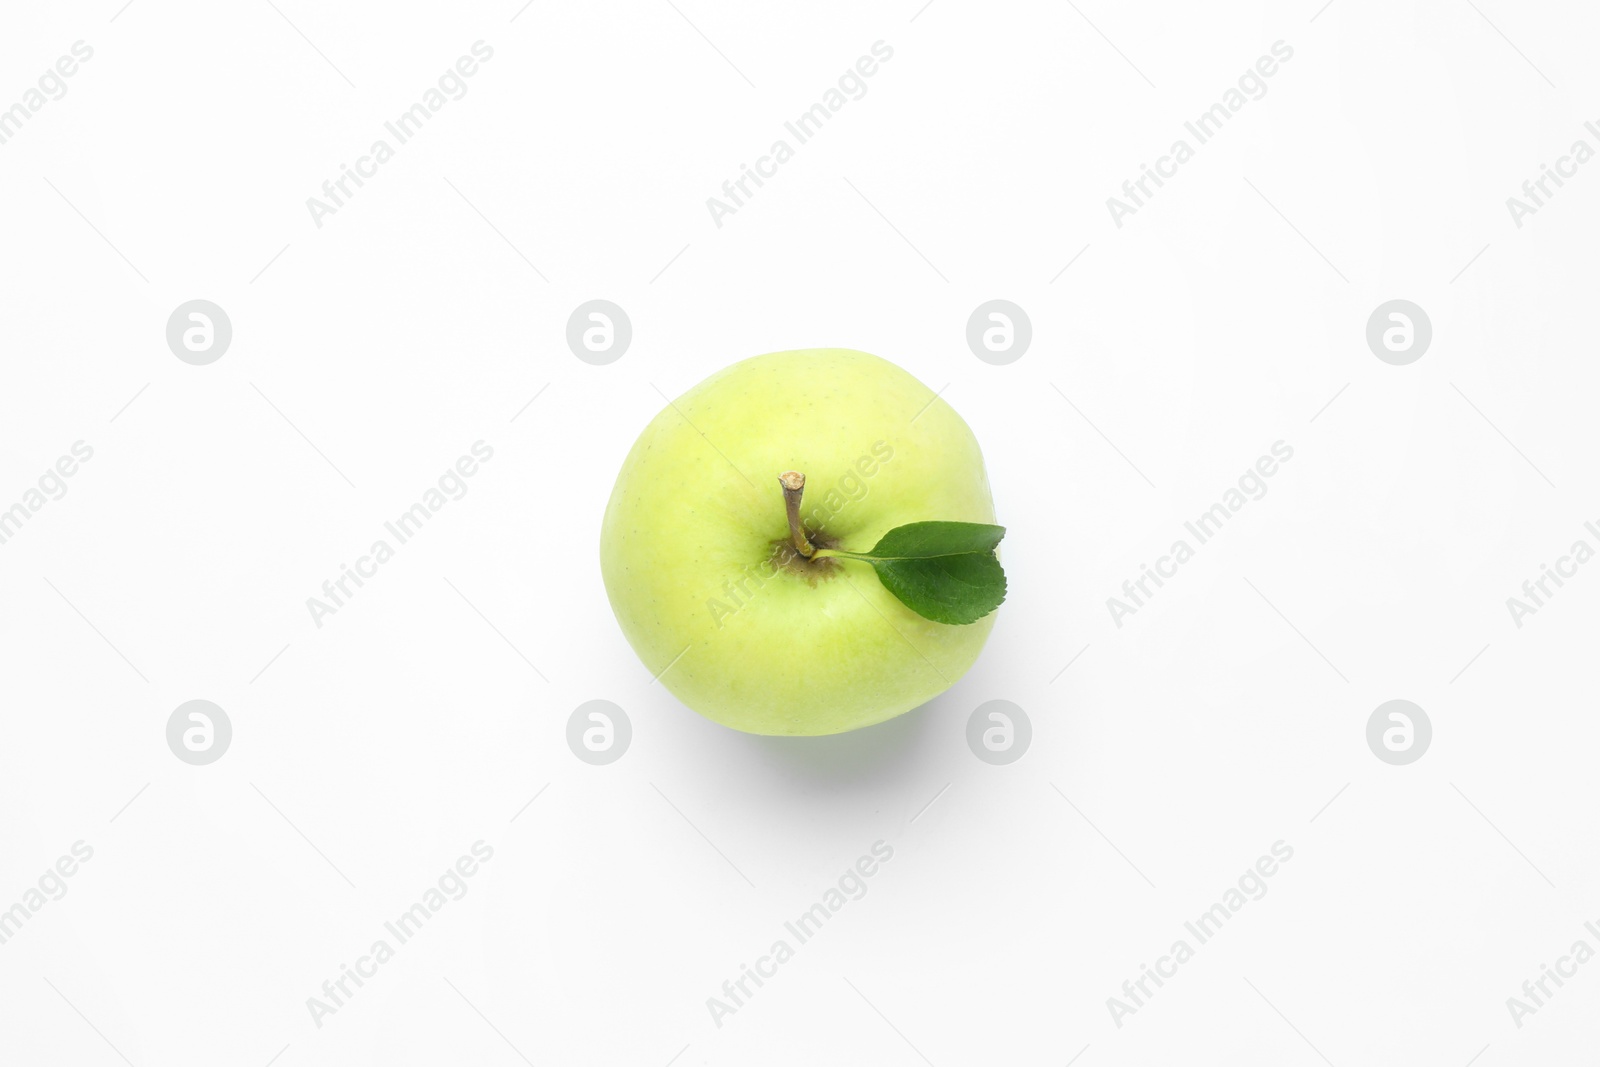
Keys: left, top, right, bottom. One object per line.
{"left": 601, "top": 349, "right": 998, "bottom": 736}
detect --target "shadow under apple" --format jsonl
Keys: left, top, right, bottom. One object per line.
{"left": 732, "top": 687, "right": 968, "bottom": 790}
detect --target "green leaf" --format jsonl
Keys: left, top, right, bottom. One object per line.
{"left": 824, "top": 521, "right": 1007, "bottom": 625}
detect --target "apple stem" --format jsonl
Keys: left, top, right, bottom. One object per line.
{"left": 778, "top": 471, "right": 816, "bottom": 558}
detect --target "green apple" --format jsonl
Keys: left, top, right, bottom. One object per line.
{"left": 600, "top": 348, "right": 1000, "bottom": 736}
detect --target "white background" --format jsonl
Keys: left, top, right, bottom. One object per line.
{"left": 2, "top": 0, "right": 1598, "bottom": 1063}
